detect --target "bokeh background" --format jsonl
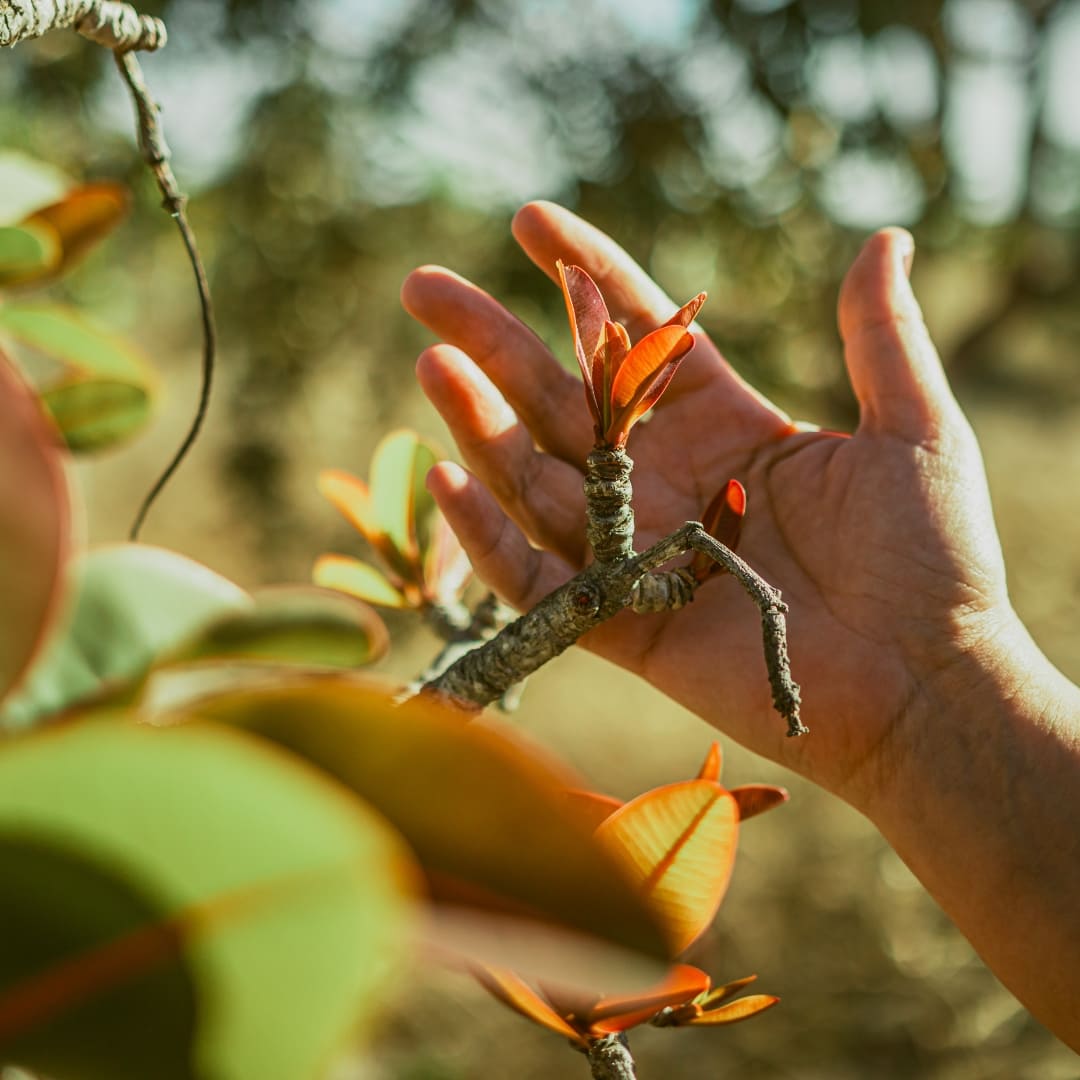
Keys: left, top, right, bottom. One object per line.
{"left": 3, "top": 0, "right": 1080, "bottom": 1075}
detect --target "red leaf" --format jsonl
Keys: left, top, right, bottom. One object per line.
{"left": 729, "top": 784, "right": 789, "bottom": 822}
{"left": 592, "top": 320, "right": 630, "bottom": 434}
{"left": 691, "top": 480, "right": 747, "bottom": 582}
{"left": 557, "top": 261, "right": 609, "bottom": 425}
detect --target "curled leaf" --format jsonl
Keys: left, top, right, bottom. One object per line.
{"left": 730, "top": 784, "right": 789, "bottom": 822}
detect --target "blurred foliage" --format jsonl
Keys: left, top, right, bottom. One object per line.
{"left": 5, "top": 0, "right": 1079, "bottom": 561}
{"left": 2, "top": 0, "right": 1079, "bottom": 1075}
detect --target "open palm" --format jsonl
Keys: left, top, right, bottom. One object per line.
{"left": 402, "top": 202, "right": 1012, "bottom": 807}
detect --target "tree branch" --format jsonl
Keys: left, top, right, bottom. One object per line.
{"left": 0, "top": 1, "right": 164, "bottom": 50}
{"left": 585, "top": 1034, "right": 638, "bottom": 1080}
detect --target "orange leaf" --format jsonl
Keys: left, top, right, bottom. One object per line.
{"left": 585, "top": 963, "right": 710, "bottom": 1033}
{"left": 557, "top": 260, "right": 608, "bottom": 424}
{"left": 596, "top": 779, "right": 738, "bottom": 953}
{"left": 318, "top": 469, "right": 377, "bottom": 543}
{"left": 18, "top": 183, "right": 129, "bottom": 286}
{"left": 696, "top": 973, "right": 759, "bottom": 1008}
{"left": 607, "top": 324, "right": 694, "bottom": 442}
{"left": 317, "top": 468, "right": 413, "bottom": 584}
{"left": 662, "top": 291, "right": 707, "bottom": 330}
{"left": 474, "top": 967, "right": 587, "bottom": 1046}
{"left": 684, "top": 993, "right": 780, "bottom": 1026}
{"left": 182, "top": 680, "right": 673, "bottom": 965}
{"left": 696, "top": 742, "right": 722, "bottom": 783}
{"left": 730, "top": 784, "right": 789, "bottom": 822}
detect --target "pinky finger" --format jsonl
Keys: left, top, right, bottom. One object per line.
{"left": 428, "top": 462, "right": 573, "bottom": 612}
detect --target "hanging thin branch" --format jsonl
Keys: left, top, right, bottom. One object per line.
{"left": 2, "top": 2, "right": 217, "bottom": 541}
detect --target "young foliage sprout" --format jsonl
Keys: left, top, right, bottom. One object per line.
{"left": 475, "top": 742, "right": 785, "bottom": 1077}
{"left": 418, "top": 262, "right": 806, "bottom": 739}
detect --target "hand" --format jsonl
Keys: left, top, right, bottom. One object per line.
{"left": 401, "top": 202, "right": 1021, "bottom": 813}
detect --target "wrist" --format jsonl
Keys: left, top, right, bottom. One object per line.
{"left": 853, "top": 608, "right": 1080, "bottom": 831}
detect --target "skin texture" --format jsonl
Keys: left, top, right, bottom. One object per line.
{"left": 401, "top": 201, "right": 1080, "bottom": 1050}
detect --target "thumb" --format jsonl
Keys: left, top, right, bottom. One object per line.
{"left": 838, "top": 228, "right": 963, "bottom": 443}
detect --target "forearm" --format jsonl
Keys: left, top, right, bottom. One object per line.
{"left": 866, "top": 615, "right": 1080, "bottom": 1049}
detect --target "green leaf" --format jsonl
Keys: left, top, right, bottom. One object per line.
{"left": 0, "top": 834, "right": 199, "bottom": 1080}
{"left": 1, "top": 545, "right": 250, "bottom": 731}
{"left": 313, "top": 553, "right": 409, "bottom": 609}
{"left": 0, "top": 719, "right": 416, "bottom": 1080}
{"left": 370, "top": 429, "right": 435, "bottom": 563}
{"left": 180, "top": 680, "right": 674, "bottom": 973}
{"left": 40, "top": 377, "right": 153, "bottom": 453}
{"left": 0, "top": 152, "right": 70, "bottom": 226}
{"left": 0, "top": 349, "right": 70, "bottom": 707}
{"left": 0, "top": 224, "right": 59, "bottom": 285}
{"left": 0, "top": 303, "right": 152, "bottom": 385}
{"left": 163, "top": 586, "right": 390, "bottom": 669}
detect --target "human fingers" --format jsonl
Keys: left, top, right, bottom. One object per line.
{"left": 512, "top": 201, "right": 790, "bottom": 417}
{"left": 401, "top": 265, "right": 593, "bottom": 466}
{"left": 417, "top": 345, "right": 589, "bottom": 568}
{"left": 426, "top": 461, "right": 574, "bottom": 611}
{"left": 838, "top": 229, "right": 966, "bottom": 444}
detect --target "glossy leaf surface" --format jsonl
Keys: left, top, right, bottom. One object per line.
{"left": 596, "top": 779, "right": 739, "bottom": 954}
{"left": 608, "top": 324, "right": 695, "bottom": 440}
{"left": 313, "top": 553, "right": 409, "bottom": 609}
{"left": 0, "top": 720, "right": 415, "bottom": 1080}
{"left": 1, "top": 545, "right": 249, "bottom": 730}
{"left": 0, "top": 350, "right": 69, "bottom": 708}
{"left": 181, "top": 679, "right": 672, "bottom": 966}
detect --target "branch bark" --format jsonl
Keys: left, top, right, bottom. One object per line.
{"left": 0, "top": 1, "right": 164, "bottom": 50}
{"left": 585, "top": 1034, "right": 638, "bottom": 1080}
{"left": 423, "top": 456, "right": 806, "bottom": 737}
